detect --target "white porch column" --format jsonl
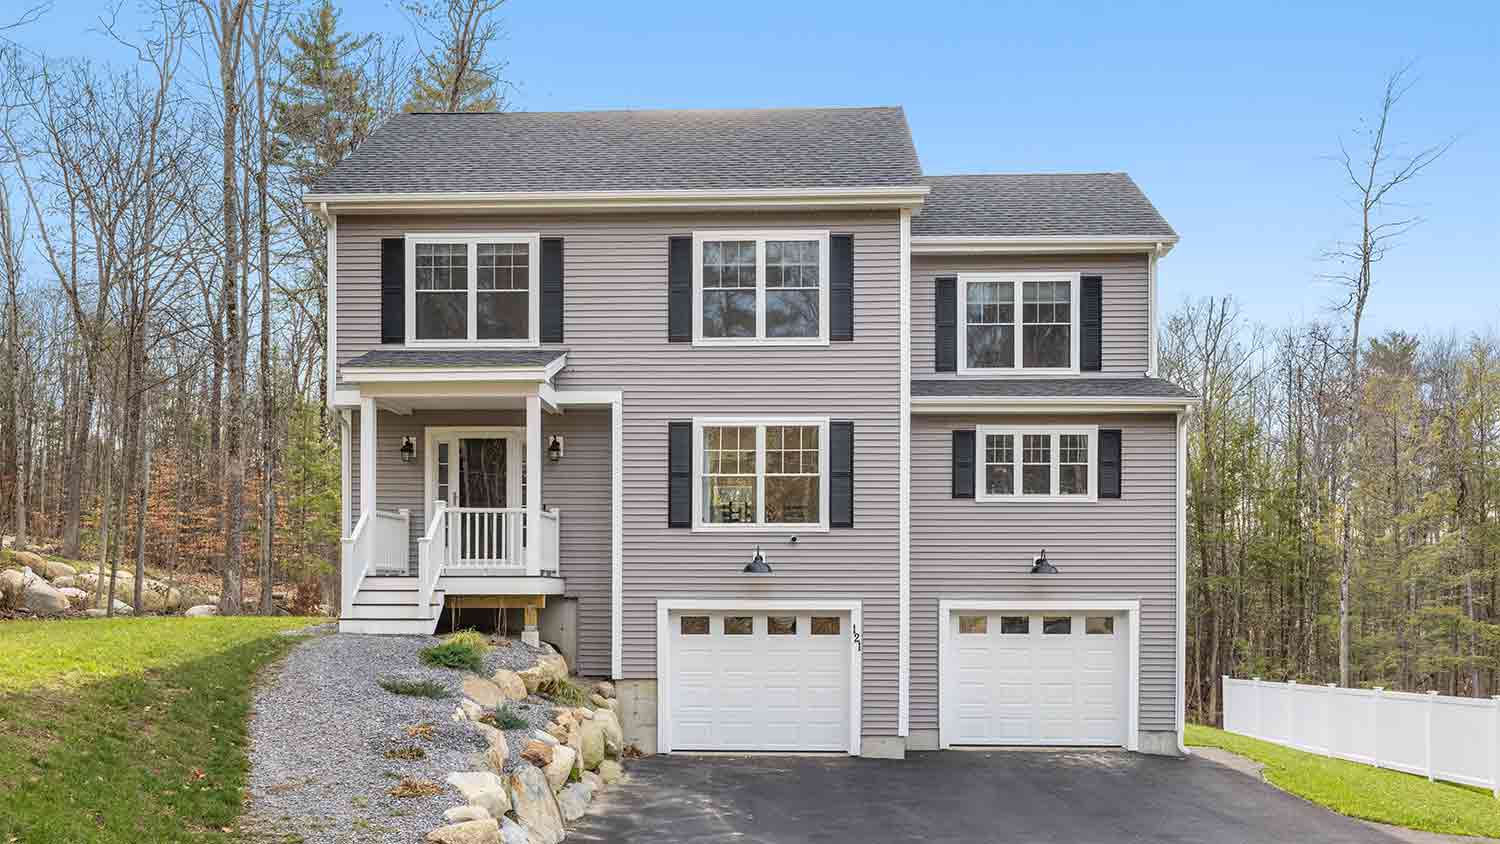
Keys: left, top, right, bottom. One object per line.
{"left": 360, "top": 396, "right": 377, "bottom": 523}
{"left": 526, "top": 393, "right": 543, "bottom": 579}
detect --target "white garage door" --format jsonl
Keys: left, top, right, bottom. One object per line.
{"left": 945, "top": 610, "right": 1128, "bottom": 746}
{"left": 669, "top": 610, "right": 851, "bottom": 751}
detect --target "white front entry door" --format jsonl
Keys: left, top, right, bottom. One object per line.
{"left": 945, "top": 610, "right": 1128, "bottom": 746}
{"left": 668, "top": 610, "right": 851, "bottom": 751}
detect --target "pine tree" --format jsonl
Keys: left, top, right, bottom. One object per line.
{"left": 403, "top": 0, "right": 508, "bottom": 113}
{"left": 273, "top": 0, "right": 375, "bottom": 190}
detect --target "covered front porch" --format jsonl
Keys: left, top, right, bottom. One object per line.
{"left": 335, "top": 349, "right": 620, "bottom": 640}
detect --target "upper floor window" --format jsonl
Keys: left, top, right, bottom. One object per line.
{"left": 977, "top": 425, "right": 1097, "bottom": 503}
{"left": 693, "top": 231, "right": 830, "bottom": 345}
{"left": 959, "top": 273, "right": 1080, "bottom": 373}
{"left": 693, "top": 417, "right": 829, "bottom": 530}
{"left": 406, "top": 233, "right": 540, "bottom": 345}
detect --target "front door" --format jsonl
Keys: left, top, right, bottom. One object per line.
{"left": 427, "top": 431, "right": 525, "bottom": 568}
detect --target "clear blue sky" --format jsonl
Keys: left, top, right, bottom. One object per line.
{"left": 19, "top": 0, "right": 1499, "bottom": 337}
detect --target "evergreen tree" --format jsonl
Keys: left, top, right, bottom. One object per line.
{"left": 273, "top": 0, "right": 376, "bottom": 189}
{"left": 403, "top": 0, "right": 508, "bottom": 113}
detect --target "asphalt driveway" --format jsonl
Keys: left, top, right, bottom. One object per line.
{"left": 571, "top": 749, "right": 1407, "bottom": 844}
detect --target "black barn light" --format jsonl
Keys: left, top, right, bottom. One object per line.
{"left": 1030, "top": 549, "right": 1058, "bottom": 575}
{"left": 743, "top": 545, "right": 772, "bottom": 575}
{"left": 399, "top": 436, "right": 416, "bottom": 463}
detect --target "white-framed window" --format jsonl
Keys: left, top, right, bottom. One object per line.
{"left": 976, "top": 425, "right": 1098, "bottom": 502}
{"left": 692, "top": 417, "right": 830, "bottom": 531}
{"left": 958, "top": 272, "right": 1080, "bottom": 373}
{"left": 405, "top": 232, "right": 541, "bottom": 346}
{"left": 692, "top": 230, "right": 830, "bottom": 345}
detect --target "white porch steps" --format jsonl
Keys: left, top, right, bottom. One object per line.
{"left": 339, "top": 577, "right": 444, "bottom": 635}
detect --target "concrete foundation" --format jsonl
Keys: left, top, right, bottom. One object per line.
{"left": 860, "top": 736, "right": 906, "bottom": 759}
{"left": 615, "top": 679, "right": 659, "bottom": 756}
{"left": 1137, "top": 730, "right": 1183, "bottom": 756}
{"left": 906, "top": 729, "right": 940, "bottom": 751}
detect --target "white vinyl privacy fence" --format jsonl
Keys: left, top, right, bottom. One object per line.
{"left": 1222, "top": 676, "right": 1500, "bottom": 797}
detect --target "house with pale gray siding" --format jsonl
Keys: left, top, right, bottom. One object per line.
{"left": 306, "top": 106, "right": 1196, "bottom": 761}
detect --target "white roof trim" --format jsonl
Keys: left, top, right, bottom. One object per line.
{"left": 911, "top": 235, "right": 1177, "bottom": 255}
{"left": 303, "top": 185, "right": 931, "bottom": 214}
{"left": 912, "top": 394, "right": 1199, "bottom": 414}
{"left": 340, "top": 353, "right": 567, "bottom": 385}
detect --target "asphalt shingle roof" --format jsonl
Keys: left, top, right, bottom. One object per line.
{"left": 312, "top": 107, "right": 923, "bottom": 195}
{"left": 912, "top": 377, "right": 1196, "bottom": 400}
{"left": 912, "top": 173, "right": 1177, "bottom": 239}
{"left": 342, "top": 349, "right": 567, "bottom": 368}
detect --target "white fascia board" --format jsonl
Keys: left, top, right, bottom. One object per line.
{"left": 339, "top": 354, "right": 567, "bottom": 385}
{"left": 303, "top": 185, "right": 931, "bottom": 215}
{"left": 911, "top": 235, "right": 1178, "bottom": 256}
{"left": 911, "top": 395, "right": 1200, "bottom": 414}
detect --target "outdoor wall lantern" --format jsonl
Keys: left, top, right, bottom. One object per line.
{"left": 399, "top": 436, "right": 415, "bottom": 464}
{"left": 1030, "top": 549, "right": 1058, "bottom": 575}
{"left": 547, "top": 435, "right": 564, "bottom": 462}
{"left": 743, "top": 545, "right": 773, "bottom": 575}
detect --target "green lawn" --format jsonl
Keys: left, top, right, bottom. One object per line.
{"left": 1188, "top": 723, "right": 1500, "bottom": 838}
{"left": 0, "top": 616, "right": 322, "bottom": 843}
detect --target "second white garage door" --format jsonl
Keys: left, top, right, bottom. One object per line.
{"left": 944, "top": 610, "right": 1128, "bottom": 747}
{"left": 668, "top": 610, "right": 851, "bottom": 752}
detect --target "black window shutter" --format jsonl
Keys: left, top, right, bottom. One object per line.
{"left": 1081, "top": 275, "right": 1103, "bottom": 372}
{"left": 830, "top": 234, "right": 854, "bottom": 341}
{"left": 831, "top": 420, "right": 854, "bottom": 527}
{"left": 952, "top": 430, "right": 975, "bottom": 499}
{"left": 667, "top": 236, "right": 692, "bottom": 342}
{"left": 935, "top": 275, "right": 958, "bottom": 372}
{"left": 380, "top": 237, "right": 405, "bottom": 344}
{"left": 1099, "top": 429, "right": 1122, "bottom": 499}
{"left": 541, "top": 237, "right": 564, "bottom": 343}
{"left": 667, "top": 421, "right": 692, "bottom": 527}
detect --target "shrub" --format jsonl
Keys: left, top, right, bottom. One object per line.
{"left": 377, "top": 677, "right": 450, "bottom": 699}
{"left": 385, "top": 745, "right": 427, "bottom": 761}
{"left": 539, "top": 676, "right": 590, "bottom": 707}
{"left": 442, "top": 629, "right": 491, "bottom": 653}
{"left": 419, "top": 641, "right": 484, "bottom": 672}
{"left": 483, "top": 703, "right": 529, "bottom": 730}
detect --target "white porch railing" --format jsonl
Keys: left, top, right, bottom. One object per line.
{"left": 416, "top": 501, "right": 447, "bottom": 611}
{"left": 442, "top": 505, "right": 560, "bottom": 576}
{"left": 372, "top": 509, "right": 411, "bottom": 574}
{"left": 340, "top": 512, "right": 371, "bottom": 618}
{"left": 1223, "top": 676, "right": 1500, "bottom": 797}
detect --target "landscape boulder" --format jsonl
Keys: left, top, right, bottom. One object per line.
{"left": 184, "top": 604, "right": 219, "bottom": 617}
{"left": 556, "top": 781, "right": 593, "bottom": 821}
{"left": 582, "top": 770, "right": 603, "bottom": 791}
{"left": 579, "top": 720, "right": 606, "bottom": 770}
{"left": 443, "top": 805, "right": 491, "bottom": 823}
{"left": 593, "top": 680, "right": 615, "bottom": 699}
{"left": 490, "top": 669, "right": 528, "bottom": 701}
{"left": 462, "top": 676, "right": 508, "bottom": 709}
{"left": 498, "top": 817, "right": 529, "bottom": 844}
{"left": 589, "top": 693, "right": 610, "bottom": 709}
{"left": 13, "top": 569, "right": 69, "bottom": 616}
{"left": 598, "top": 759, "right": 625, "bottom": 785}
{"left": 425, "top": 818, "right": 500, "bottom": 844}
{"left": 506, "top": 764, "right": 565, "bottom": 844}
{"left": 594, "top": 709, "right": 624, "bottom": 757}
{"left": 520, "top": 739, "right": 553, "bottom": 768}
{"left": 0, "top": 568, "right": 24, "bottom": 603}
{"left": 444, "top": 771, "right": 511, "bottom": 819}
{"left": 543, "top": 744, "right": 577, "bottom": 792}
{"left": 58, "top": 586, "right": 89, "bottom": 602}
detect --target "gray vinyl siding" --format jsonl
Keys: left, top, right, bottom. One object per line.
{"left": 348, "top": 408, "right": 613, "bottom": 678}
{"left": 910, "top": 253, "right": 1151, "bottom": 378}
{"left": 337, "top": 211, "right": 902, "bottom": 737}
{"left": 909, "top": 412, "right": 1179, "bottom": 735}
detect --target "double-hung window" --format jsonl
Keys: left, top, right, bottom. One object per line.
{"left": 406, "top": 233, "right": 541, "bottom": 345}
{"left": 977, "top": 425, "right": 1097, "bottom": 502}
{"left": 693, "top": 231, "right": 830, "bottom": 344}
{"left": 958, "top": 272, "right": 1080, "bottom": 373}
{"left": 693, "top": 418, "right": 829, "bottom": 530}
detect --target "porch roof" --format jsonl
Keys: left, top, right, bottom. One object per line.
{"left": 343, "top": 348, "right": 568, "bottom": 369}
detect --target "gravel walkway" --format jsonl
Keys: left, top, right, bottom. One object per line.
{"left": 242, "top": 632, "right": 554, "bottom": 844}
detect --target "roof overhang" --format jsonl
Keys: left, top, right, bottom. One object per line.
{"left": 910, "top": 235, "right": 1177, "bottom": 256}
{"left": 339, "top": 352, "right": 567, "bottom": 386}
{"left": 911, "top": 394, "right": 1200, "bottom": 414}
{"left": 306, "top": 185, "right": 931, "bottom": 217}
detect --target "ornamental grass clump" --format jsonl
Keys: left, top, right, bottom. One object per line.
{"left": 419, "top": 640, "right": 484, "bottom": 672}
{"left": 377, "top": 676, "right": 450, "bottom": 698}
{"left": 540, "top": 676, "right": 590, "bottom": 707}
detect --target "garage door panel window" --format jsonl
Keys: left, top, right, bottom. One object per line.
{"left": 976, "top": 425, "right": 1099, "bottom": 503}
{"left": 680, "top": 615, "right": 709, "bottom": 635}
{"left": 724, "top": 616, "right": 753, "bottom": 635}
{"left": 958, "top": 615, "right": 987, "bottom": 635}
{"left": 768, "top": 616, "right": 797, "bottom": 635}
{"left": 1086, "top": 616, "right": 1115, "bottom": 635}
{"left": 695, "top": 419, "right": 829, "bottom": 529}
{"left": 1042, "top": 616, "right": 1072, "bottom": 634}
{"left": 1000, "top": 616, "right": 1029, "bottom": 634}
{"left": 811, "top": 616, "right": 841, "bottom": 635}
